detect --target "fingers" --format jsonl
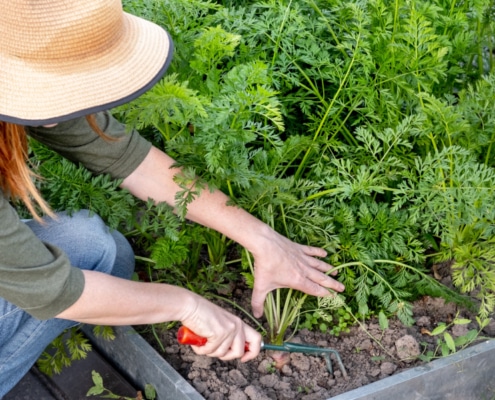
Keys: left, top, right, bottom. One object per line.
{"left": 302, "top": 245, "right": 341, "bottom": 276}
{"left": 241, "top": 329, "right": 263, "bottom": 362}
{"left": 212, "top": 325, "right": 262, "bottom": 362}
{"left": 192, "top": 329, "right": 261, "bottom": 361}
{"left": 302, "top": 245, "right": 328, "bottom": 259}
{"left": 304, "top": 266, "right": 345, "bottom": 293}
{"left": 250, "top": 244, "right": 344, "bottom": 312}
{"left": 306, "top": 254, "right": 336, "bottom": 274}
{"left": 251, "top": 286, "right": 268, "bottom": 318}
{"left": 184, "top": 307, "right": 262, "bottom": 361}
{"left": 203, "top": 334, "right": 238, "bottom": 360}
{"left": 303, "top": 253, "right": 344, "bottom": 291}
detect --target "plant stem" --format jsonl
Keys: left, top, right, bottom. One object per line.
{"left": 134, "top": 255, "right": 157, "bottom": 264}
{"left": 294, "top": 33, "right": 361, "bottom": 180}
{"left": 270, "top": 0, "right": 293, "bottom": 68}
{"left": 210, "top": 294, "right": 265, "bottom": 333}
{"left": 344, "top": 304, "right": 398, "bottom": 360}
{"left": 226, "top": 180, "right": 235, "bottom": 198}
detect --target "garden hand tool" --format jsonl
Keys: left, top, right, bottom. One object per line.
{"left": 177, "top": 326, "right": 348, "bottom": 378}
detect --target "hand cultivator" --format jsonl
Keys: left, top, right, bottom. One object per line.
{"left": 177, "top": 326, "right": 348, "bottom": 378}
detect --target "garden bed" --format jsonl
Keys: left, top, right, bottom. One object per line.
{"left": 83, "top": 313, "right": 495, "bottom": 400}
{"left": 83, "top": 279, "right": 495, "bottom": 400}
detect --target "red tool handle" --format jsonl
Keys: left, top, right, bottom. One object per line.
{"left": 177, "top": 325, "right": 208, "bottom": 346}
{"left": 177, "top": 326, "right": 250, "bottom": 351}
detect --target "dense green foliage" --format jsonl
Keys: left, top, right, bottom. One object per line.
{"left": 31, "top": 0, "right": 495, "bottom": 342}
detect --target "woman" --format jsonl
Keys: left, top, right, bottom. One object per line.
{"left": 0, "top": 0, "right": 344, "bottom": 395}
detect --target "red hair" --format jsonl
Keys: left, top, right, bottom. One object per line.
{"left": 0, "top": 115, "right": 112, "bottom": 220}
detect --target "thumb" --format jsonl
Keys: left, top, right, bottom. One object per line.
{"left": 251, "top": 285, "right": 268, "bottom": 319}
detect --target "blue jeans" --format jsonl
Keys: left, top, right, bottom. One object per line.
{"left": 0, "top": 210, "right": 135, "bottom": 398}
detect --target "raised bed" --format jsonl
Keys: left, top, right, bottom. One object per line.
{"left": 81, "top": 325, "right": 202, "bottom": 400}
{"left": 82, "top": 325, "right": 495, "bottom": 400}
{"left": 331, "top": 339, "right": 495, "bottom": 400}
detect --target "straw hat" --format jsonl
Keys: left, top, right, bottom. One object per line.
{"left": 0, "top": 0, "right": 173, "bottom": 125}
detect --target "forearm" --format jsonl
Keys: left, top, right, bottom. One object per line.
{"left": 121, "top": 146, "right": 271, "bottom": 252}
{"left": 56, "top": 270, "right": 195, "bottom": 325}
{"left": 56, "top": 269, "right": 263, "bottom": 362}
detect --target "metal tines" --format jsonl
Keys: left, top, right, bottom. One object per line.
{"left": 262, "top": 341, "right": 348, "bottom": 378}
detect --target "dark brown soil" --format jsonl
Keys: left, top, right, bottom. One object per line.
{"left": 138, "top": 264, "right": 495, "bottom": 400}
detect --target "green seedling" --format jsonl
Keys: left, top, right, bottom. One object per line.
{"left": 419, "top": 314, "right": 491, "bottom": 362}
{"left": 87, "top": 370, "right": 156, "bottom": 400}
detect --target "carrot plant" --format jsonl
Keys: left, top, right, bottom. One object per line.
{"left": 30, "top": 0, "right": 495, "bottom": 352}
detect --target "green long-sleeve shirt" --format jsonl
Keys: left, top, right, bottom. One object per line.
{"left": 1, "top": 111, "right": 151, "bottom": 320}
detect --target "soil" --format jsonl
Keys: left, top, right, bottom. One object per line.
{"left": 138, "top": 262, "right": 495, "bottom": 400}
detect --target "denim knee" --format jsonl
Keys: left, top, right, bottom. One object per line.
{"left": 26, "top": 209, "right": 117, "bottom": 275}
{"left": 25, "top": 209, "right": 135, "bottom": 278}
{"left": 110, "top": 229, "right": 135, "bottom": 280}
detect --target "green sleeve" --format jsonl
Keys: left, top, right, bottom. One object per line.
{"left": 10, "top": 111, "right": 151, "bottom": 319}
{"left": 27, "top": 111, "right": 152, "bottom": 179}
{"left": 0, "top": 195, "right": 85, "bottom": 319}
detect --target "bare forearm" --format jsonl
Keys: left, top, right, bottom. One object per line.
{"left": 121, "top": 146, "right": 270, "bottom": 252}
{"left": 55, "top": 270, "right": 263, "bottom": 362}
{"left": 56, "top": 270, "right": 194, "bottom": 325}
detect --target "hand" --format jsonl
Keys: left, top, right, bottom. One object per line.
{"left": 180, "top": 293, "right": 262, "bottom": 362}
{"left": 249, "top": 227, "right": 345, "bottom": 318}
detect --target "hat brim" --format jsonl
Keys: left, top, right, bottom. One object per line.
{"left": 0, "top": 13, "right": 173, "bottom": 125}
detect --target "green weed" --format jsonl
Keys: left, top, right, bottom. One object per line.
{"left": 87, "top": 370, "right": 156, "bottom": 400}
{"left": 419, "top": 314, "right": 491, "bottom": 362}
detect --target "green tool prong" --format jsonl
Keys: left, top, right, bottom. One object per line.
{"left": 261, "top": 342, "right": 348, "bottom": 378}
